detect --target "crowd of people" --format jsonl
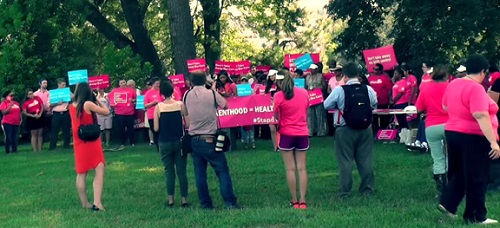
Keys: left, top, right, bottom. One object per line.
{"left": 1, "top": 53, "right": 500, "bottom": 225}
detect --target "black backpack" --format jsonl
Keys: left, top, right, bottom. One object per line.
{"left": 342, "top": 84, "right": 372, "bottom": 129}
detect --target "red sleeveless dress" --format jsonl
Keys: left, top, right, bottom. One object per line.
{"left": 69, "top": 105, "right": 105, "bottom": 174}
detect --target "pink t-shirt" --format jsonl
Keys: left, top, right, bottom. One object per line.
{"left": 144, "top": 89, "right": 165, "bottom": 120}
{"left": 273, "top": 87, "right": 309, "bottom": 136}
{"left": 368, "top": 74, "right": 393, "bottom": 105}
{"left": 0, "top": 100, "right": 21, "bottom": 125}
{"left": 415, "top": 81, "right": 449, "bottom": 127}
{"left": 328, "top": 77, "right": 345, "bottom": 91}
{"left": 109, "top": 87, "right": 137, "bottom": 115}
{"left": 405, "top": 74, "right": 418, "bottom": 104}
{"left": 392, "top": 79, "right": 409, "bottom": 105}
{"left": 420, "top": 73, "right": 432, "bottom": 87}
{"left": 173, "top": 87, "right": 182, "bottom": 101}
{"left": 34, "top": 89, "right": 50, "bottom": 112}
{"left": 443, "top": 78, "right": 499, "bottom": 138}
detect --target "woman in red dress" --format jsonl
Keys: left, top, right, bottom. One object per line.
{"left": 70, "top": 82, "right": 110, "bottom": 211}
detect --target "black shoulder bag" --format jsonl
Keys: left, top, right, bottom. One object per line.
{"left": 78, "top": 111, "right": 101, "bottom": 142}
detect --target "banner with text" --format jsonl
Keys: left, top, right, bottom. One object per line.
{"left": 169, "top": 74, "right": 186, "bottom": 89}
{"left": 68, "top": 69, "right": 89, "bottom": 85}
{"left": 294, "top": 78, "right": 305, "bottom": 88}
{"left": 255, "top": 65, "right": 272, "bottom": 74}
{"left": 214, "top": 60, "right": 251, "bottom": 75}
{"left": 284, "top": 53, "right": 320, "bottom": 72}
{"left": 49, "top": 88, "right": 72, "bottom": 104}
{"left": 89, "top": 75, "right": 110, "bottom": 90}
{"left": 362, "top": 45, "right": 398, "bottom": 73}
{"left": 217, "top": 94, "right": 277, "bottom": 128}
{"left": 308, "top": 88, "right": 324, "bottom": 106}
{"left": 135, "top": 95, "right": 145, "bottom": 110}
{"left": 187, "top": 59, "right": 207, "bottom": 72}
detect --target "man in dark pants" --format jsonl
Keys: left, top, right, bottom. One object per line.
{"left": 49, "top": 78, "right": 72, "bottom": 150}
{"left": 323, "top": 63, "right": 378, "bottom": 197}
{"left": 184, "top": 72, "right": 240, "bottom": 210}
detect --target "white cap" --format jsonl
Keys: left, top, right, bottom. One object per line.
{"left": 457, "top": 65, "right": 466, "bottom": 73}
{"left": 426, "top": 67, "right": 433, "bottom": 74}
{"left": 276, "top": 74, "right": 285, "bottom": 80}
{"left": 309, "top": 64, "right": 318, "bottom": 69}
{"left": 268, "top": 69, "right": 278, "bottom": 76}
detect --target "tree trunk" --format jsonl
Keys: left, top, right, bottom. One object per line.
{"left": 165, "top": 0, "right": 197, "bottom": 76}
{"left": 120, "top": 0, "right": 163, "bottom": 77}
{"left": 200, "top": 0, "right": 221, "bottom": 73}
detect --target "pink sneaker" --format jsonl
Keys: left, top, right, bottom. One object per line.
{"left": 299, "top": 202, "right": 307, "bottom": 209}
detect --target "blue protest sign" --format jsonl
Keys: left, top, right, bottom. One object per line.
{"left": 68, "top": 69, "right": 89, "bottom": 85}
{"left": 294, "top": 53, "right": 314, "bottom": 71}
{"left": 237, "top": 84, "right": 252, "bottom": 97}
{"left": 294, "top": 78, "right": 305, "bottom": 88}
{"left": 135, "top": 95, "right": 145, "bottom": 110}
{"left": 49, "top": 88, "right": 71, "bottom": 104}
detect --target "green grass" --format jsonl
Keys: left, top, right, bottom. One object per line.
{"left": 0, "top": 138, "right": 499, "bottom": 227}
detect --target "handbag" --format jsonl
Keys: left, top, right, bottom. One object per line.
{"left": 180, "top": 131, "right": 192, "bottom": 156}
{"left": 78, "top": 111, "right": 101, "bottom": 142}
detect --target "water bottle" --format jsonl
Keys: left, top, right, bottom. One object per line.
{"left": 215, "top": 135, "right": 225, "bottom": 152}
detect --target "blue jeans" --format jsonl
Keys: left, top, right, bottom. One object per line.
{"left": 3, "top": 124, "right": 19, "bottom": 153}
{"left": 191, "top": 137, "right": 237, "bottom": 208}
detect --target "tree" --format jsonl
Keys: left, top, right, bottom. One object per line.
{"left": 165, "top": 0, "right": 196, "bottom": 75}
{"left": 70, "top": 0, "right": 165, "bottom": 76}
{"left": 327, "top": 0, "right": 500, "bottom": 73}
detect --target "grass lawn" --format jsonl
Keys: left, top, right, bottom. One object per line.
{"left": 0, "top": 137, "right": 499, "bottom": 227}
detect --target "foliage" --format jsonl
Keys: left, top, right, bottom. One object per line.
{"left": 327, "top": 0, "right": 500, "bottom": 74}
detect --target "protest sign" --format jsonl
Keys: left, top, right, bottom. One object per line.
{"left": 49, "top": 88, "right": 71, "bottom": 104}
{"left": 187, "top": 59, "right": 207, "bottom": 72}
{"left": 308, "top": 88, "right": 324, "bottom": 106}
{"left": 236, "top": 84, "right": 252, "bottom": 97}
{"left": 294, "top": 78, "right": 305, "bottom": 88}
{"left": 135, "top": 95, "right": 145, "bottom": 110}
{"left": 89, "top": 75, "right": 110, "bottom": 90}
{"left": 217, "top": 95, "right": 277, "bottom": 128}
{"left": 68, "top": 69, "right": 89, "bottom": 85}
{"left": 362, "top": 45, "right": 398, "bottom": 73}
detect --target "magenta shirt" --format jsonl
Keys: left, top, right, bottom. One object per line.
{"left": 144, "top": 89, "right": 165, "bottom": 120}
{"left": 443, "top": 78, "right": 499, "bottom": 138}
{"left": 273, "top": 88, "right": 309, "bottom": 136}
{"left": 109, "top": 87, "right": 137, "bottom": 115}
{"left": 392, "top": 79, "right": 409, "bottom": 105}
{"left": 415, "top": 81, "right": 449, "bottom": 127}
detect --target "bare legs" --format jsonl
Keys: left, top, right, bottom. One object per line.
{"left": 270, "top": 124, "right": 277, "bottom": 150}
{"left": 30, "top": 129, "right": 43, "bottom": 152}
{"left": 281, "top": 150, "right": 308, "bottom": 203}
{"left": 36, "top": 129, "right": 43, "bottom": 151}
{"left": 101, "top": 130, "right": 111, "bottom": 145}
{"left": 76, "top": 162, "right": 106, "bottom": 210}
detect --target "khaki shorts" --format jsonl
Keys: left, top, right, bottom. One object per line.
{"left": 97, "top": 116, "right": 113, "bottom": 130}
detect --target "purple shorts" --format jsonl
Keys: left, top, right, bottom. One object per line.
{"left": 279, "top": 135, "right": 309, "bottom": 151}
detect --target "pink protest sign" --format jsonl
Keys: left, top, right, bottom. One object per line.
{"left": 187, "top": 59, "right": 207, "bottom": 72}
{"left": 88, "top": 75, "right": 110, "bottom": 90}
{"left": 308, "top": 88, "right": 324, "bottom": 106}
{"left": 214, "top": 60, "right": 251, "bottom": 75}
{"left": 169, "top": 74, "right": 186, "bottom": 88}
{"left": 363, "top": 45, "right": 398, "bottom": 73}
{"left": 217, "top": 94, "right": 277, "bottom": 128}
{"left": 284, "top": 53, "right": 321, "bottom": 72}
{"left": 134, "top": 110, "right": 146, "bottom": 129}
{"left": 256, "top": 65, "right": 272, "bottom": 74}
{"left": 109, "top": 92, "right": 128, "bottom": 107}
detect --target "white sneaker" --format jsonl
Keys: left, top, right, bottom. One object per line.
{"left": 415, "top": 140, "right": 422, "bottom": 147}
{"left": 480, "top": 218, "right": 498, "bottom": 224}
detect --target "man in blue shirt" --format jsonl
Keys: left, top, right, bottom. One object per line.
{"left": 323, "top": 62, "right": 378, "bottom": 198}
